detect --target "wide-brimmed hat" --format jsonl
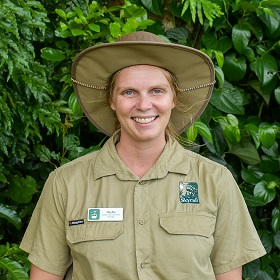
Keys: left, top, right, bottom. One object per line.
{"left": 71, "top": 31, "right": 215, "bottom": 136}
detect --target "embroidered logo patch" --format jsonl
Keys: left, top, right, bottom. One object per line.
{"left": 179, "top": 182, "right": 199, "bottom": 204}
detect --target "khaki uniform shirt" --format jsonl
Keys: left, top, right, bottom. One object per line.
{"left": 20, "top": 131, "right": 266, "bottom": 279}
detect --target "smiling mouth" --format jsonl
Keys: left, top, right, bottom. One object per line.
{"left": 133, "top": 117, "right": 157, "bottom": 124}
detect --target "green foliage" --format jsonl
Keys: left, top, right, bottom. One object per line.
{"left": 0, "top": 0, "right": 279, "bottom": 278}
{"left": 0, "top": 244, "right": 29, "bottom": 279}
{"left": 181, "top": 0, "right": 224, "bottom": 26}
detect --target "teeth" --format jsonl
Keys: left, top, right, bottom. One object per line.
{"left": 133, "top": 117, "right": 156, "bottom": 124}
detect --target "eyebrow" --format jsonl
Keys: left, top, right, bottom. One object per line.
{"left": 115, "top": 84, "right": 170, "bottom": 92}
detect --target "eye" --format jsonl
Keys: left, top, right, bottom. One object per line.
{"left": 123, "top": 90, "right": 134, "bottom": 96}
{"left": 152, "top": 89, "right": 163, "bottom": 94}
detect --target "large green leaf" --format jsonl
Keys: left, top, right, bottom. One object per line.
{"left": 195, "top": 120, "right": 213, "bottom": 144}
{"left": 210, "top": 87, "right": 245, "bottom": 114}
{"left": 0, "top": 257, "right": 29, "bottom": 280}
{"left": 41, "top": 47, "right": 66, "bottom": 61}
{"left": 275, "top": 87, "right": 280, "bottom": 104}
{"left": 242, "top": 191, "right": 266, "bottom": 207}
{"left": 140, "top": 0, "right": 162, "bottom": 16}
{"left": 232, "top": 23, "right": 251, "bottom": 54}
{"left": 223, "top": 53, "right": 247, "bottom": 81}
{"left": 250, "top": 54, "right": 278, "bottom": 86}
{"left": 0, "top": 204, "right": 21, "bottom": 230}
{"left": 230, "top": 140, "right": 261, "bottom": 165}
{"left": 241, "top": 166, "right": 263, "bottom": 184}
{"left": 254, "top": 181, "right": 276, "bottom": 204}
{"left": 259, "top": 123, "right": 276, "bottom": 149}
{"left": 271, "top": 208, "right": 280, "bottom": 233}
{"left": 8, "top": 176, "right": 37, "bottom": 204}
{"left": 202, "top": 33, "right": 232, "bottom": 52}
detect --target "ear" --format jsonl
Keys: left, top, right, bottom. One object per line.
{"left": 171, "top": 98, "right": 176, "bottom": 109}
{"left": 110, "top": 101, "right": 116, "bottom": 111}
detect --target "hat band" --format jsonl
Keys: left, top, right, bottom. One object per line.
{"left": 71, "top": 78, "right": 215, "bottom": 92}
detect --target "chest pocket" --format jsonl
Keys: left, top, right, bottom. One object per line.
{"left": 159, "top": 212, "right": 215, "bottom": 237}
{"left": 66, "top": 221, "right": 123, "bottom": 244}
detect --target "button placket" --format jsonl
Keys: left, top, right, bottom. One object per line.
{"left": 134, "top": 181, "right": 151, "bottom": 277}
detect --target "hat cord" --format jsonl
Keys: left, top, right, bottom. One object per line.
{"left": 71, "top": 78, "right": 215, "bottom": 92}
{"left": 71, "top": 78, "right": 107, "bottom": 90}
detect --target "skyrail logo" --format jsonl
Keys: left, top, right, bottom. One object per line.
{"left": 179, "top": 182, "right": 199, "bottom": 204}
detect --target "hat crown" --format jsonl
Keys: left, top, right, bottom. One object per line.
{"left": 116, "top": 31, "right": 165, "bottom": 43}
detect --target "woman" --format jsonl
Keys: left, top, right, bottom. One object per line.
{"left": 20, "top": 31, "right": 266, "bottom": 280}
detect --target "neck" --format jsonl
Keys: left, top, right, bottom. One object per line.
{"left": 116, "top": 136, "right": 166, "bottom": 179}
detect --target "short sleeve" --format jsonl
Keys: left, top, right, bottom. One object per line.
{"left": 20, "top": 171, "right": 71, "bottom": 276}
{"left": 210, "top": 168, "right": 266, "bottom": 274}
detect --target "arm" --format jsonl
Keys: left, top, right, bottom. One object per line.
{"left": 30, "top": 264, "right": 63, "bottom": 280}
{"left": 215, "top": 266, "right": 242, "bottom": 280}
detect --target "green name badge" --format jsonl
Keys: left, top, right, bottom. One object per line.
{"left": 88, "top": 208, "right": 123, "bottom": 221}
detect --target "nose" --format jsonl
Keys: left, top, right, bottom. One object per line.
{"left": 135, "top": 93, "right": 152, "bottom": 111}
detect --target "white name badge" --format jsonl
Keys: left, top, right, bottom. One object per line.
{"left": 88, "top": 208, "right": 123, "bottom": 221}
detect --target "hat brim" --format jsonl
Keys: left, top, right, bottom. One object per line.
{"left": 72, "top": 41, "right": 215, "bottom": 136}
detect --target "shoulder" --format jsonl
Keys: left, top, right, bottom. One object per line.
{"left": 53, "top": 150, "right": 100, "bottom": 177}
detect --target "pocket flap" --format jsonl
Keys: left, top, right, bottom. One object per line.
{"left": 159, "top": 213, "right": 215, "bottom": 237}
{"left": 67, "top": 221, "right": 123, "bottom": 244}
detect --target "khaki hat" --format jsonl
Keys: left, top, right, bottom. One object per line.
{"left": 71, "top": 31, "right": 215, "bottom": 136}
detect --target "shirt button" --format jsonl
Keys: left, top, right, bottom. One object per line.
{"left": 139, "top": 181, "right": 146, "bottom": 185}
{"left": 138, "top": 219, "right": 144, "bottom": 225}
{"left": 140, "top": 263, "right": 145, "bottom": 268}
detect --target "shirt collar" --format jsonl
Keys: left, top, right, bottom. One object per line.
{"left": 94, "top": 130, "right": 190, "bottom": 181}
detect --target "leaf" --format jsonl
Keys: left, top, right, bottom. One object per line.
{"left": 186, "top": 123, "right": 198, "bottom": 142}
{"left": 250, "top": 54, "right": 278, "bottom": 86}
{"left": 64, "top": 134, "right": 80, "bottom": 151}
{"left": 210, "top": 123, "right": 227, "bottom": 157}
{"left": 243, "top": 259, "right": 261, "bottom": 280}
{"left": 271, "top": 208, "right": 280, "bottom": 233}
{"left": 259, "top": 123, "right": 276, "bottom": 149}
{"left": 241, "top": 166, "right": 263, "bottom": 184}
{"left": 231, "top": 140, "right": 261, "bottom": 165}
{"left": 275, "top": 87, "right": 280, "bottom": 104}
{"left": 259, "top": 157, "right": 279, "bottom": 173}
{"left": 274, "top": 231, "right": 280, "bottom": 249}
{"left": 202, "top": 33, "right": 232, "bottom": 53}
{"left": 34, "top": 144, "right": 52, "bottom": 162}
{"left": 140, "top": 0, "right": 163, "bottom": 16}
{"left": 223, "top": 52, "right": 247, "bottom": 81}
{"left": 0, "top": 257, "right": 29, "bottom": 280}
{"left": 226, "top": 114, "right": 239, "bottom": 126}
{"left": 261, "top": 142, "right": 279, "bottom": 157}
{"left": 210, "top": 87, "right": 245, "bottom": 114}
{"left": 195, "top": 120, "right": 213, "bottom": 144}
{"left": 224, "top": 125, "right": 241, "bottom": 145}
{"left": 248, "top": 80, "right": 270, "bottom": 105}
{"left": 8, "top": 176, "right": 37, "bottom": 204}
{"left": 0, "top": 204, "right": 21, "bottom": 230}
{"left": 109, "top": 22, "right": 121, "bottom": 38}
{"left": 232, "top": 24, "right": 251, "bottom": 54}
{"left": 88, "top": 23, "right": 100, "bottom": 32}
{"left": 258, "top": 229, "right": 273, "bottom": 253}
{"left": 165, "top": 27, "right": 190, "bottom": 44}
{"left": 41, "top": 47, "right": 66, "bottom": 61}
{"left": 242, "top": 191, "right": 266, "bottom": 206}
{"left": 254, "top": 181, "right": 276, "bottom": 204}
{"left": 214, "top": 66, "right": 224, "bottom": 88}
{"left": 123, "top": 18, "right": 139, "bottom": 34}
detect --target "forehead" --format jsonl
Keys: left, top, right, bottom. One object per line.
{"left": 115, "top": 65, "right": 170, "bottom": 84}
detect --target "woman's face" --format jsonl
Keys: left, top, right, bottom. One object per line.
{"left": 110, "top": 65, "right": 175, "bottom": 144}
